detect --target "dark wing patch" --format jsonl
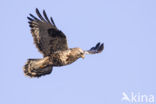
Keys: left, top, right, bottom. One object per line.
{"left": 27, "top": 8, "right": 68, "bottom": 56}
{"left": 87, "top": 42, "right": 104, "bottom": 54}
{"left": 48, "top": 28, "right": 66, "bottom": 38}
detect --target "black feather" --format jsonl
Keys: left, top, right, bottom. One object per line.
{"left": 27, "top": 17, "right": 33, "bottom": 21}
{"left": 36, "top": 8, "right": 46, "bottom": 22}
{"left": 29, "top": 13, "right": 40, "bottom": 21}
{"left": 98, "top": 43, "right": 104, "bottom": 53}
{"left": 50, "top": 17, "right": 56, "bottom": 27}
{"left": 88, "top": 42, "right": 104, "bottom": 54}
{"left": 43, "top": 10, "right": 51, "bottom": 24}
{"left": 48, "top": 28, "right": 66, "bottom": 38}
{"left": 94, "top": 42, "right": 100, "bottom": 50}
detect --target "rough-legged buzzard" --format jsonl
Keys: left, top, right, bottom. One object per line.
{"left": 23, "top": 8, "right": 104, "bottom": 77}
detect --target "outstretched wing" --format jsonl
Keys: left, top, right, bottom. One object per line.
{"left": 27, "top": 8, "right": 68, "bottom": 56}
{"left": 86, "top": 42, "right": 104, "bottom": 54}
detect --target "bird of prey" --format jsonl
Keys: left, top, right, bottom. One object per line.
{"left": 23, "top": 8, "right": 104, "bottom": 77}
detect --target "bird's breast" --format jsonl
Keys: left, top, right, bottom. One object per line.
{"left": 51, "top": 50, "right": 79, "bottom": 66}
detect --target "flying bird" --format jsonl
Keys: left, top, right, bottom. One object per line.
{"left": 24, "top": 8, "right": 104, "bottom": 77}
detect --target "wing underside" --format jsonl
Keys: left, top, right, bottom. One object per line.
{"left": 86, "top": 42, "right": 104, "bottom": 54}
{"left": 27, "top": 8, "right": 68, "bottom": 56}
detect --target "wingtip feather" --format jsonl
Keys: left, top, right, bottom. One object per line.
{"left": 98, "top": 43, "right": 104, "bottom": 53}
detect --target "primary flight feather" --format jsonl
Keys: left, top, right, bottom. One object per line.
{"left": 24, "top": 8, "right": 104, "bottom": 77}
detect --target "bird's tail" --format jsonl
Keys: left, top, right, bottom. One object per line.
{"left": 23, "top": 57, "right": 53, "bottom": 77}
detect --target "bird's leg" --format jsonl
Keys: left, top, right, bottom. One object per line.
{"left": 28, "top": 57, "right": 50, "bottom": 70}
{"left": 38, "top": 57, "right": 51, "bottom": 69}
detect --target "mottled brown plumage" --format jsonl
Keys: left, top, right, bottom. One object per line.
{"left": 27, "top": 9, "right": 68, "bottom": 56}
{"left": 23, "top": 8, "right": 104, "bottom": 77}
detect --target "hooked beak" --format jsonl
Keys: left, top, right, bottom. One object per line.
{"left": 81, "top": 55, "right": 85, "bottom": 59}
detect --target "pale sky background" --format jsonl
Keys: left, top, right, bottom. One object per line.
{"left": 1, "top": 0, "right": 156, "bottom": 104}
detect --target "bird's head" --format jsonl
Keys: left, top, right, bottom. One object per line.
{"left": 72, "top": 48, "right": 85, "bottom": 59}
